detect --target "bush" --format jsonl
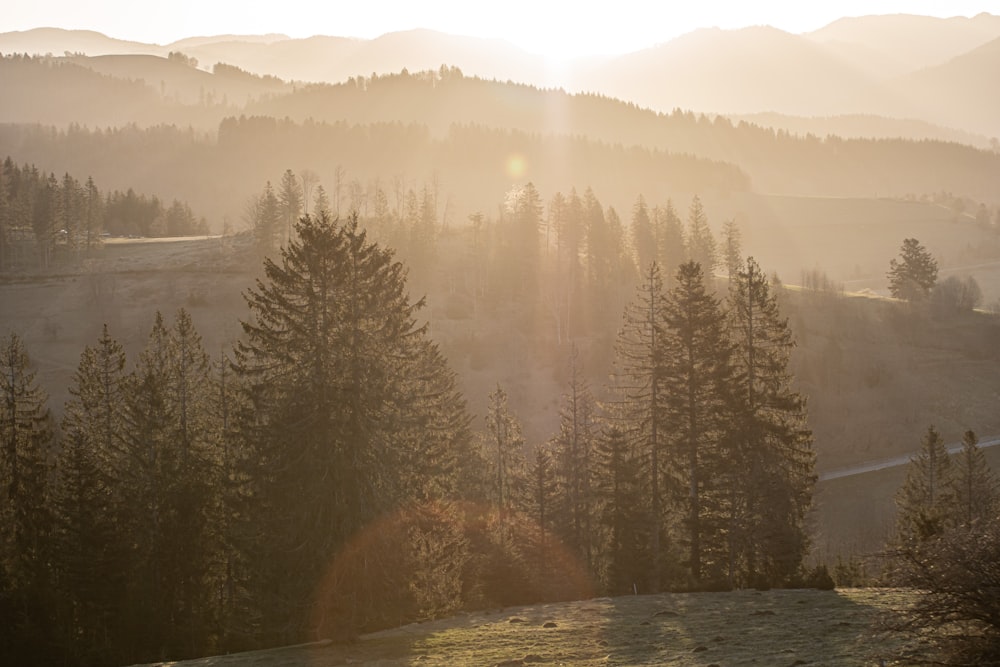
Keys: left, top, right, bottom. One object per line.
{"left": 805, "top": 564, "right": 836, "bottom": 591}
{"left": 931, "top": 275, "right": 982, "bottom": 316}
{"left": 881, "top": 518, "right": 1000, "bottom": 665}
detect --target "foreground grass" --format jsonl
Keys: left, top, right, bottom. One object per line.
{"left": 144, "top": 588, "right": 911, "bottom": 667}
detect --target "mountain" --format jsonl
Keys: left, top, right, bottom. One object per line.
{"left": 897, "top": 36, "right": 1000, "bottom": 138}
{"left": 4, "top": 17, "right": 1000, "bottom": 136}
{"left": 587, "top": 25, "right": 900, "bottom": 117}
{"left": 0, "top": 27, "right": 157, "bottom": 56}
{"left": 806, "top": 12, "right": 1000, "bottom": 75}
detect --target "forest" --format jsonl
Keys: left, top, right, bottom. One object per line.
{"left": 2, "top": 185, "right": 821, "bottom": 664}
{"left": 5, "top": 17, "right": 1000, "bottom": 666}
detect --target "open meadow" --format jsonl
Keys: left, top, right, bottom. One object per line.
{"left": 135, "top": 588, "right": 909, "bottom": 667}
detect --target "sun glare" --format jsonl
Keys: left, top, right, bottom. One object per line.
{"left": 506, "top": 153, "right": 527, "bottom": 180}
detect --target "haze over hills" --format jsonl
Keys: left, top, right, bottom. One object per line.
{"left": 3, "top": 13, "right": 1000, "bottom": 137}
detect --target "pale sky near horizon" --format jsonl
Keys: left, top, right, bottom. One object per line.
{"left": 4, "top": 1, "right": 999, "bottom": 58}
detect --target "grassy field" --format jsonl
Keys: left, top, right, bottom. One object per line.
{"left": 136, "top": 588, "right": 910, "bottom": 667}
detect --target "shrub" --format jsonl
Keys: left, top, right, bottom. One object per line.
{"left": 881, "top": 518, "right": 1000, "bottom": 665}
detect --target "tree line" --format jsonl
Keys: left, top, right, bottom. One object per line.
{"left": 2, "top": 179, "right": 814, "bottom": 666}
{"left": 0, "top": 156, "right": 209, "bottom": 271}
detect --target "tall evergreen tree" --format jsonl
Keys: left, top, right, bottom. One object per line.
{"left": 52, "top": 325, "right": 129, "bottom": 662}
{"left": 594, "top": 422, "right": 648, "bottom": 594}
{"left": 895, "top": 425, "right": 956, "bottom": 542}
{"left": 630, "top": 195, "right": 655, "bottom": 275}
{"left": 550, "top": 346, "right": 597, "bottom": 569}
{"left": 484, "top": 383, "right": 527, "bottom": 513}
{"left": 654, "top": 200, "right": 686, "bottom": 285}
{"left": 663, "top": 261, "right": 734, "bottom": 584}
{"left": 685, "top": 196, "right": 716, "bottom": 279}
{"left": 0, "top": 333, "right": 54, "bottom": 665}
{"left": 727, "top": 258, "right": 815, "bottom": 586}
{"left": 610, "top": 262, "right": 671, "bottom": 591}
{"left": 951, "top": 430, "right": 999, "bottom": 528}
{"left": 278, "top": 168, "right": 303, "bottom": 244}
{"left": 233, "top": 211, "right": 468, "bottom": 643}
{"left": 887, "top": 237, "right": 938, "bottom": 301}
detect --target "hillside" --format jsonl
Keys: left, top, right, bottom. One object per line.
{"left": 128, "top": 588, "right": 910, "bottom": 667}
{"left": 3, "top": 69, "right": 1000, "bottom": 235}
{"left": 4, "top": 14, "right": 1000, "bottom": 135}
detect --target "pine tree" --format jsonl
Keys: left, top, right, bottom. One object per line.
{"left": 895, "top": 425, "right": 956, "bottom": 542}
{"left": 685, "top": 196, "right": 716, "bottom": 278}
{"left": 721, "top": 219, "right": 742, "bottom": 282}
{"left": 631, "top": 195, "right": 655, "bottom": 275}
{"left": 484, "top": 383, "right": 527, "bottom": 513}
{"left": 594, "top": 422, "right": 648, "bottom": 594}
{"left": 118, "top": 312, "right": 176, "bottom": 657}
{"left": 887, "top": 238, "right": 938, "bottom": 301}
{"left": 727, "top": 257, "right": 815, "bottom": 586}
{"left": 663, "top": 261, "right": 734, "bottom": 584}
{"left": 247, "top": 181, "right": 281, "bottom": 257}
{"left": 52, "top": 325, "right": 129, "bottom": 661}
{"left": 654, "top": 200, "right": 685, "bottom": 285}
{"left": 278, "top": 168, "right": 303, "bottom": 244}
{"left": 233, "top": 211, "right": 468, "bottom": 643}
{"left": 610, "top": 262, "right": 671, "bottom": 591}
{"left": 550, "top": 346, "right": 597, "bottom": 569}
{"left": 0, "top": 333, "right": 54, "bottom": 664}
{"left": 951, "top": 430, "right": 999, "bottom": 528}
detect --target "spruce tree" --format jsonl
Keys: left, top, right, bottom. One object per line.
{"left": 594, "top": 422, "right": 648, "bottom": 594}
{"left": 685, "top": 196, "right": 716, "bottom": 278}
{"left": 895, "top": 425, "right": 956, "bottom": 541}
{"left": 951, "top": 430, "right": 999, "bottom": 528}
{"left": 727, "top": 258, "right": 815, "bottom": 586}
{"left": 233, "top": 211, "right": 470, "bottom": 643}
{"left": 887, "top": 238, "right": 938, "bottom": 301}
{"left": 0, "top": 333, "right": 54, "bottom": 664}
{"left": 654, "top": 199, "right": 685, "bottom": 286}
{"left": 550, "top": 346, "right": 597, "bottom": 569}
{"left": 663, "top": 261, "right": 734, "bottom": 584}
{"left": 610, "top": 262, "right": 671, "bottom": 591}
{"left": 53, "top": 325, "right": 129, "bottom": 661}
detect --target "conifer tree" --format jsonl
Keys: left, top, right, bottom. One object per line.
{"left": 595, "top": 423, "right": 648, "bottom": 594}
{"left": 0, "top": 333, "right": 54, "bottom": 664}
{"left": 895, "top": 425, "right": 956, "bottom": 542}
{"left": 233, "top": 211, "right": 469, "bottom": 643}
{"left": 685, "top": 196, "right": 717, "bottom": 278}
{"left": 610, "top": 262, "right": 671, "bottom": 591}
{"left": 654, "top": 200, "right": 685, "bottom": 285}
{"left": 631, "top": 195, "right": 655, "bottom": 275}
{"left": 727, "top": 258, "right": 815, "bottom": 586}
{"left": 887, "top": 238, "right": 938, "bottom": 301}
{"left": 951, "top": 430, "right": 999, "bottom": 528}
{"left": 663, "top": 261, "right": 734, "bottom": 583}
{"left": 484, "top": 383, "right": 527, "bottom": 513}
{"left": 278, "top": 168, "right": 303, "bottom": 244}
{"left": 550, "top": 346, "right": 597, "bottom": 568}
{"left": 52, "top": 325, "right": 129, "bottom": 660}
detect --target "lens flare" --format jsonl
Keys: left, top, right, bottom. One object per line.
{"left": 506, "top": 154, "right": 527, "bottom": 180}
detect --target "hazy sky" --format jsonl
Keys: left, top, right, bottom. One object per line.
{"left": 4, "top": 1, "right": 998, "bottom": 58}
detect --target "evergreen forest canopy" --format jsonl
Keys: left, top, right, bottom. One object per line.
{"left": 0, "top": 156, "right": 209, "bottom": 270}
{"left": 1, "top": 202, "right": 817, "bottom": 665}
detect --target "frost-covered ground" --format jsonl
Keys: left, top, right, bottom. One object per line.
{"left": 137, "top": 588, "right": 909, "bottom": 667}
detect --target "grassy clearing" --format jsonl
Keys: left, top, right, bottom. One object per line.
{"left": 141, "top": 588, "right": 911, "bottom": 667}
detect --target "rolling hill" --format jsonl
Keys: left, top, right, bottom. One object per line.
{"left": 4, "top": 13, "right": 1000, "bottom": 136}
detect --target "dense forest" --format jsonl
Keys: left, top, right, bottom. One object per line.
{"left": 2, "top": 192, "right": 819, "bottom": 664}
{"left": 0, "top": 157, "right": 209, "bottom": 270}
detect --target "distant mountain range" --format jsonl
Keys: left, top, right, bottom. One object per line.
{"left": 2, "top": 14, "right": 1000, "bottom": 138}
